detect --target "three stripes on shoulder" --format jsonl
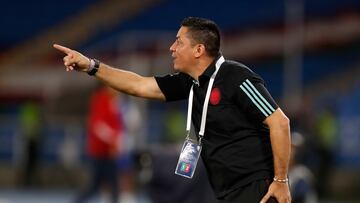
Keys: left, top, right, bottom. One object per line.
{"left": 239, "top": 79, "right": 275, "bottom": 117}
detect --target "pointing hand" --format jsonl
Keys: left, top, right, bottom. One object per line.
{"left": 53, "top": 44, "right": 90, "bottom": 72}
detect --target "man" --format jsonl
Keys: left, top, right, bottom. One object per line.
{"left": 54, "top": 17, "right": 291, "bottom": 203}
{"left": 75, "top": 85, "right": 123, "bottom": 203}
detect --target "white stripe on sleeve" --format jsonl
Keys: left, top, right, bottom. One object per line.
{"left": 240, "top": 79, "right": 275, "bottom": 117}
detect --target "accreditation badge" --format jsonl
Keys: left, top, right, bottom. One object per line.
{"left": 175, "top": 138, "right": 202, "bottom": 179}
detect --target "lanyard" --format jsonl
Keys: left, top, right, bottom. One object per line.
{"left": 186, "top": 56, "right": 225, "bottom": 142}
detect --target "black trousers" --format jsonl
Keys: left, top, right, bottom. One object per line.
{"left": 218, "top": 179, "right": 278, "bottom": 203}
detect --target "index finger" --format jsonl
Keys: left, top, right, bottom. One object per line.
{"left": 53, "top": 44, "right": 72, "bottom": 54}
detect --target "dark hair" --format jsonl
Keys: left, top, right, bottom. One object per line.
{"left": 181, "top": 17, "right": 220, "bottom": 57}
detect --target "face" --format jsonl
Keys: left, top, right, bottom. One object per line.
{"left": 169, "top": 26, "right": 197, "bottom": 73}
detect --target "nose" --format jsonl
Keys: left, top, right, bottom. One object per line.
{"left": 169, "top": 41, "right": 176, "bottom": 52}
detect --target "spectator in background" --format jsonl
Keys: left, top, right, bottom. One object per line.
{"left": 19, "top": 100, "right": 43, "bottom": 186}
{"left": 164, "top": 104, "right": 187, "bottom": 143}
{"left": 314, "top": 105, "right": 338, "bottom": 197}
{"left": 74, "top": 85, "right": 124, "bottom": 203}
{"left": 116, "top": 95, "right": 138, "bottom": 203}
{"left": 289, "top": 132, "right": 317, "bottom": 203}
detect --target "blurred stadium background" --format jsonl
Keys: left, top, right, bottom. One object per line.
{"left": 0, "top": 0, "right": 360, "bottom": 202}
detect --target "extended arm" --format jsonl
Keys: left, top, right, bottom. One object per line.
{"left": 53, "top": 44, "right": 165, "bottom": 101}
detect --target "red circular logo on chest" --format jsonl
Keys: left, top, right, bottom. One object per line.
{"left": 210, "top": 87, "right": 221, "bottom": 105}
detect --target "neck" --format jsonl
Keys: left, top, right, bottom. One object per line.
{"left": 188, "top": 56, "right": 215, "bottom": 81}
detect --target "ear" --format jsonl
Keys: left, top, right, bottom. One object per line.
{"left": 194, "top": 44, "right": 206, "bottom": 58}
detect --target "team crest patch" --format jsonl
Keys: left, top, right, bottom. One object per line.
{"left": 210, "top": 87, "right": 221, "bottom": 105}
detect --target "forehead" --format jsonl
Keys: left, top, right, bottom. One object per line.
{"left": 176, "top": 26, "right": 190, "bottom": 40}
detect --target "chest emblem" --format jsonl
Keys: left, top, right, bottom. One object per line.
{"left": 210, "top": 87, "right": 221, "bottom": 105}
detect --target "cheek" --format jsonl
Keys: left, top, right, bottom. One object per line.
{"left": 177, "top": 53, "right": 189, "bottom": 65}
{"left": 178, "top": 48, "right": 192, "bottom": 59}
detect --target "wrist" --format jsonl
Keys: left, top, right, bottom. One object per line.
{"left": 87, "top": 58, "right": 100, "bottom": 76}
{"left": 273, "top": 176, "right": 289, "bottom": 184}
